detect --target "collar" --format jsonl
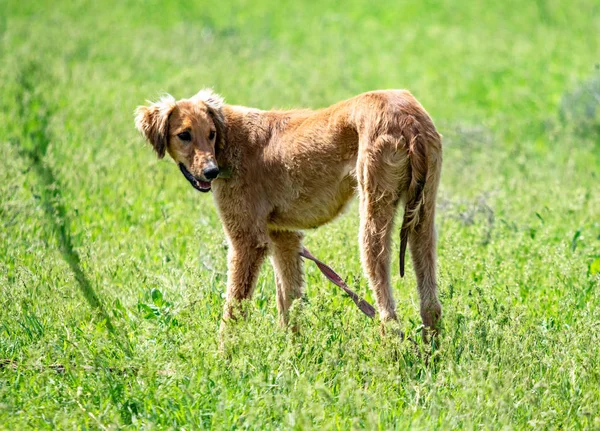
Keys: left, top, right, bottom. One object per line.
{"left": 217, "top": 165, "right": 233, "bottom": 179}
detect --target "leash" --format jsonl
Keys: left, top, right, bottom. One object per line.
{"left": 300, "top": 247, "right": 376, "bottom": 318}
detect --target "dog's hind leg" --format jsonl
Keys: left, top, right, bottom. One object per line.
{"left": 409, "top": 157, "right": 442, "bottom": 337}
{"left": 356, "top": 136, "right": 406, "bottom": 324}
{"left": 269, "top": 230, "right": 304, "bottom": 327}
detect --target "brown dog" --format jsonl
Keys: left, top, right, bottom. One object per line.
{"left": 135, "top": 89, "right": 442, "bottom": 334}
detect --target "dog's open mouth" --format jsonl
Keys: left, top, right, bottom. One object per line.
{"left": 179, "top": 163, "right": 212, "bottom": 192}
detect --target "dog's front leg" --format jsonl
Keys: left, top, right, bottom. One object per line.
{"left": 269, "top": 230, "right": 304, "bottom": 327}
{"left": 221, "top": 235, "right": 268, "bottom": 322}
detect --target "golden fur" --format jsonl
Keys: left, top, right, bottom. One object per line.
{"left": 136, "top": 89, "right": 443, "bottom": 334}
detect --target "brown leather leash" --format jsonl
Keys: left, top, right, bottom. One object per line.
{"left": 300, "top": 247, "right": 376, "bottom": 318}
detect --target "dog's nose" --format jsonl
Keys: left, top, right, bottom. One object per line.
{"left": 203, "top": 165, "right": 220, "bottom": 180}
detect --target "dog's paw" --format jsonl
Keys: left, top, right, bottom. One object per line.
{"left": 218, "top": 317, "right": 241, "bottom": 358}
{"left": 379, "top": 318, "right": 405, "bottom": 340}
{"left": 420, "top": 301, "right": 442, "bottom": 341}
{"left": 284, "top": 299, "right": 304, "bottom": 334}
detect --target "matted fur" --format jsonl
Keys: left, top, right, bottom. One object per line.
{"left": 136, "top": 89, "right": 443, "bottom": 334}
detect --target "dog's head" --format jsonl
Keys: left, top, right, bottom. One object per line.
{"left": 135, "top": 89, "right": 226, "bottom": 192}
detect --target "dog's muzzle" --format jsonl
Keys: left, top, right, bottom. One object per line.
{"left": 179, "top": 163, "right": 212, "bottom": 192}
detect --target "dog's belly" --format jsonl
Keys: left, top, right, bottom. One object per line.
{"left": 267, "top": 174, "right": 357, "bottom": 230}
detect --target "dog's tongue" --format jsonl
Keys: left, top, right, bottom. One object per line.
{"left": 198, "top": 180, "right": 211, "bottom": 189}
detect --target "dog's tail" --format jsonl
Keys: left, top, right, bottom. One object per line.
{"left": 399, "top": 116, "right": 430, "bottom": 277}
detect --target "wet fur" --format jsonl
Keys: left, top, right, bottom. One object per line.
{"left": 136, "top": 89, "right": 443, "bottom": 333}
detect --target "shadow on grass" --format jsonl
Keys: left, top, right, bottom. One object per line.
{"left": 11, "top": 63, "right": 132, "bottom": 357}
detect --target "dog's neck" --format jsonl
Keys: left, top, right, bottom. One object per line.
{"left": 215, "top": 105, "right": 246, "bottom": 175}
{"left": 216, "top": 104, "right": 279, "bottom": 171}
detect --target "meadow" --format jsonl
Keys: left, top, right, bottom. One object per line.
{"left": 1, "top": 0, "right": 599, "bottom": 428}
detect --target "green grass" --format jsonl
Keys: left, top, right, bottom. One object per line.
{"left": 1, "top": 0, "right": 599, "bottom": 428}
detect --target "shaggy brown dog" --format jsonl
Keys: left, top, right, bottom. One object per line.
{"left": 135, "top": 89, "right": 442, "bottom": 334}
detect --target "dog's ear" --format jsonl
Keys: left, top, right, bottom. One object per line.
{"left": 194, "top": 88, "right": 226, "bottom": 150}
{"left": 135, "top": 94, "right": 176, "bottom": 159}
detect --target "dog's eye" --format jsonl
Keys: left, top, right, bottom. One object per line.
{"left": 177, "top": 131, "right": 191, "bottom": 141}
{"left": 208, "top": 130, "right": 216, "bottom": 140}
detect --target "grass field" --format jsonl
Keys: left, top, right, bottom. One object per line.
{"left": 1, "top": 0, "right": 600, "bottom": 428}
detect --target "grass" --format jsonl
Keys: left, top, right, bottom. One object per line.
{"left": 1, "top": 0, "right": 599, "bottom": 428}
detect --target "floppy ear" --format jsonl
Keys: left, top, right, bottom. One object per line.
{"left": 208, "top": 104, "right": 226, "bottom": 151}
{"left": 195, "top": 88, "right": 226, "bottom": 150}
{"left": 134, "top": 94, "right": 176, "bottom": 159}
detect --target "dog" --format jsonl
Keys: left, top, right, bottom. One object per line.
{"left": 135, "top": 89, "right": 442, "bottom": 335}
